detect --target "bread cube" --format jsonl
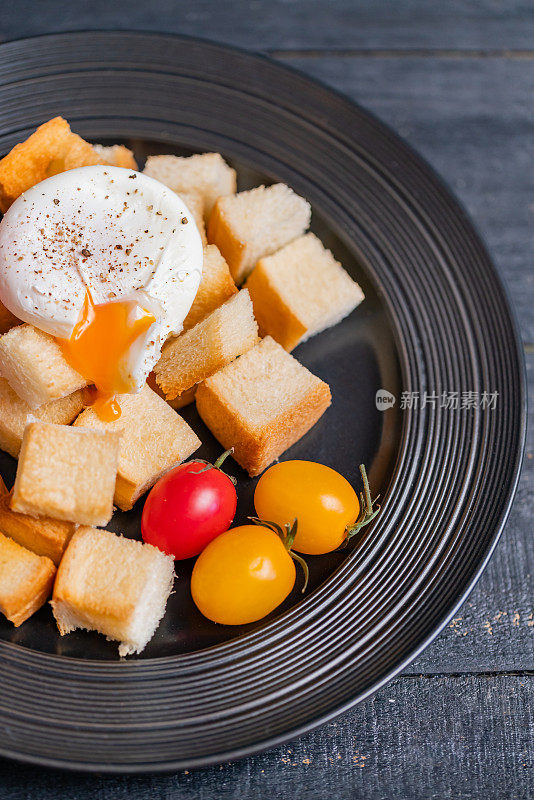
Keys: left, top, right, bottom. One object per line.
{"left": 207, "top": 183, "right": 311, "bottom": 285}
{"left": 73, "top": 384, "right": 201, "bottom": 510}
{"left": 0, "top": 301, "right": 20, "bottom": 335}
{"left": 183, "top": 244, "right": 237, "bottom": 332}
{"left": 0, "top": 117, "right": 102, "bottom": 211}
{"left": 51, "top": 526, "right": 174, "bottom": 656}
{"left": 245, "top": 233, "right": 365, "bottom": 351}
{"left": 92, "top": 143, "right": 138, "bottom": 169}
{"left": 196, "top": 336, "right": 331, "bottom": 476}
{"left": 0, "top": 531, "right": 56, "bottom": 626}
{"left": 143, "top": 152, "right": 236, "bottom": 218}
{"left": 0, "top": 377, "right": 86, "bottom": 458}
{"left": 12, "top": 422, "right": 119, "bottom": 526}
{"left": 0, "top": 324, "right": 88, "bottom": 409}
{"left": 146, "top": 372, "right": 197, "bottom": 411}
{"left": 167, "top": 385, "right": 198, "bottom": 410}
{"left": 0, "top": 492, "right": 76, "bottom": 565}
{"left": 180, "top": 191, "right": 207, "bottom": 245}
{"left": 154, "top": 289, "right": 258, "bottom": 401}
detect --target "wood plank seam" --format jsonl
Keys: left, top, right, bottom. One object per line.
{"left": 269, "top": 48, "right": 534, "bottom": 59}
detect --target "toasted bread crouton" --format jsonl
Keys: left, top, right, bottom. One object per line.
{"left": 154, "top": 289, "right": 258, "bottom": 401}
{"left": 92, "top": 144, "right": 138, "bottom": 169}
{"left": 0, "top": 301, "right": 20, "bottom": 335}
{"left": 146, "top": 373, "right": 198, "bottom": 410}
{"left": 245, "top": 233, "right": 364, "bottom": 351}
{"left": 12, "top": 422, "right": 119, "bottom": 526}
{"left": 0, "top": 492, "right": 76, "bottom": 565}
{"left": 51, "top": 526, "right": 174, "bottom": 656}
{"left": 180, "top": 191, "right": 207, "bottom": 245}
{"left": 0, "top": 324, "right": 88, "bottom": 410}
{"left": 196, "top": 336, "right": 331, "bottom": 476}
{"left": 0, "top": 475, "right": 7, "bottom": 494}
{"left": 207, "top": 184, "right": 311, "bottom": 285}
{"left": 73, "top": 385, "right": 201, "bottom": 510}
{"left": 167, "top": 385, "right": 198, "bottom": 410}
{"left": 143, "top": 152, "right": 236, "bottom": 218}
{"left": 0, "top": 531, "right": 56, "bottom": 626}
{"left": 0, "top": 377, "right": 86, "bottom": 458}
{"left": 0, "top": 117, "right": 102, "bottom": 211}
{"left": 183, "top": 245, "right": 237, "bottom": 332}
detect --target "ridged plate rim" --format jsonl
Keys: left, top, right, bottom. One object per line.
{"left": 0, "top": 31, "right": 526, "bottom": 773}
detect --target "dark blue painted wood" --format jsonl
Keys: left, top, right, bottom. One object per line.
{"left": 0, "top": 0, "right": 534, "bottom": 51}
{"left": 1, "top": 675, "right": 533, "bottom": 799}
{"left": 280, "top": 55, "right": 534, "bottom": 343}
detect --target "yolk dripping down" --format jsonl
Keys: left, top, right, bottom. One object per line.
{"left": 60, "top": 291, "right": 155, "bottom": 421}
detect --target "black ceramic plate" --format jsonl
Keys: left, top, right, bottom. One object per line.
{"left": 0, "top": 32, "right": 525, "bottom": 772}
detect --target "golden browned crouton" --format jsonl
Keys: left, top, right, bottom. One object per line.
{"left": 0, "top": 377, "right": 87, "bottom": 458}
{"left": 51, "top": 526, "right": 174, "bottom": 656}
{"left": 0, "top": 324, "right": 88, "bottom": 410}
{"left": 0, "top": 301, "right": 20, "bottom": 335}
{"left": 12, "top": 422, "right": 119, "bottom": 526}
{"left": 180, "top": 191, "right": 207, "bottom": 245}
{"left": 196, "top": 336, "right": 331, "bottom": 476}
{"left": 207, "top": 184, "right": 311, "bottom": 284}
{"left": 182, "top": 245, "right": 237, "bottom": 332}
{"left": 245, "top": 233, "right": 364, "bottom": 351}
{"left": 0, "top": 531, "right": 56, "bottom": 626}
{"left": 154, "top": 289, "right": 258, "bottom": 401}
{"left": 0, "top": 117, "right": 101, "bottom": 211}
{"left": 143, "top": 152, "right": 236, "bottom": 218}
{"left": 74, "top": 385, "right": 201, "bottom": 510}
{"left": 0, "top": 491, "right": 76, "bottom": 565}
{"left": 92, "top": 144, "right": 138, "bottom": 169}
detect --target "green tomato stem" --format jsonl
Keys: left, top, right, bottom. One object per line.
{"left": 345, "top": 464, "right": 381, "bottom": 541}
{"left": 196, "top": 448, "right": 237, "bottom": 485}
{"left": 249, "top": 516, "right": 309, "bottom": 594}
{"left": 214, "top": 447, "right": 235, "bottom": 471}
{"left": 289, "top": 550, "right": 309, "bottom": 593}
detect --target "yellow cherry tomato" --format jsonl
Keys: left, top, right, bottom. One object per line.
{"left": 254, "top": 461, "right": 361, "bottom": 555}
{"left": 191, "top": 524, "right": 296, "bottom": 625}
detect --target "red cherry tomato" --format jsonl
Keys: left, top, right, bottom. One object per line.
{"left": 142, "top": 453, "right": 237, "bottom": 559}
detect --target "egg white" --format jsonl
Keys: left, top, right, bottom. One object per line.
{"left": 0, "top": 165, "right": 203, "bottom": 390}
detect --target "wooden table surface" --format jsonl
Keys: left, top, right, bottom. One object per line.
{"left": 0, "top": 2, "right": 531, "bottom": 798}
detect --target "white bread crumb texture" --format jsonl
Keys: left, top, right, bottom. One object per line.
{"left": 208, "top": 183, "right": 312, "bottom": 284}
{"left": 143, "top": 152, "right": 236, "bottom": 216}
{"left": 12, "top": 422, "right": 119, "bottom": 527}
{"left": 51, "top": 526, "right": 174, "bottom": 656}
{"left": 203, "top": 336, "right": 328, "bottom": 428}
{"left": 245, "top": 232, "right": 364, "bottom": 351}
{"left": 155, "top": 289, "right": 258, "bottom": 400}
{"left": 197, "top": 336, "right": 331, "bottom": 475}
{"left": 0, "top": 324, "right": 87, "bottom": 409}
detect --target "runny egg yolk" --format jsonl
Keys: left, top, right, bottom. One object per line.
{"left": 60, "top": 291, "right": 155, "bottom": 421}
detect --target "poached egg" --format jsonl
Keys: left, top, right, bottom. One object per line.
{"left": 0, "top": 165, "right": 203, "bottom": 419}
